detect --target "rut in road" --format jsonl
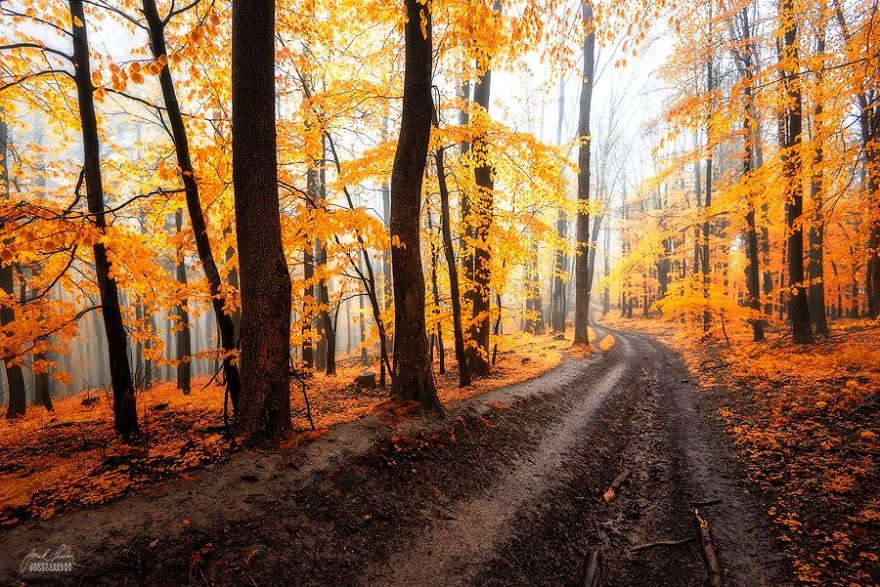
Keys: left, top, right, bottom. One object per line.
{"left": 380, "top": 334, "right": 635, "bottom": 586}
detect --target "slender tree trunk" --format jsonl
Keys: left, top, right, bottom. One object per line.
{"left": 0, "top": 118, "right": 26, "bottom": 417}
{"left": 808, "top": 31, "right": 829, "bottom": 335}
{"left": 389, "top": 0, "right": 440, "bottom": 409}
{"left": 602, "top": 219, "right": 610, "bottom": 315}
{"left": 143, "top": 0, "right": 242, "bottom": 408}
{"left": 358, "top": 269, "right": 368, "bottom": 364}
{"left": 174, "top": 210, "right": 192, "bottom": 394}
{"left": 144, "top": 309, "right": 154, "bottom": 389}
{"left": 232, "top": 0, "right": 292, "bottom": 443}
{"left": 574, "top": 1, "right": 595, "bottom": 343}
{"left": 426, "top": 211, "right": 445, "bottom": 374}
{"left": 702, "top": 14, "right": 713, "bottom": 335}
{"left": 551, "top": 80, "right": 568, "bottom": 332}
{"left": 743, "top": 88, "right": 764, "bottom": 341}
{"left": 736, "top": 8, "right": 764, "bottom": 342}
{"left": 69, "top": 0, "right": 138, "bottom": 436}
{"left": 779, "top": 0, "right": 812, "bottom": 342}
{"left": 302, "top": 170, "right": 316, "bottom": 371}
{"left": 432, "top": 109, "right": 470, "bottom": 387}
{"left": 315, "top": 238, "right": 335, "bottom": 375}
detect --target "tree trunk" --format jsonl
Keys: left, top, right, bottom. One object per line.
{"left": 702, "top": 15, "right": 713, "bottom": 335}
{"left": 464, "top": 0, "right": 501, "bottom": 375}
{"left": 574, "top": 1, "right": 595, "bottom": 344}
{"left": 358, "top": 267, "right": 369, "bottom": 364}
{"left": 736, "top": 8, "right": 764, "bottom": 342}
{"left": 551, "top": 79, "right": 568, "bottom": 332}
{"left": 232, "top": 0, "right": 292, "bottom": 443}
{"left": 432, "top": 109, "right": 470, "bottom": 387}
{"left": 302, "top": 169, "right": 316, "bottom": 371}
{"left": 143, "top": 0, "right": 242, "bottom": 408}
{"left": 779, "top": 0, "right": 813, "bottom": 342}
{"left": 315, "top": 237, "right": 335, "bottom": 375}
{"left": 426, "top": 211, "right": 445, "bottom": 374}
{"left": 743, "top": 97, "right": 764, "bottom": 341}
{"left": 807, "top": 30, "right": 829, "bottom": 335}
{"left": 174, "top": 210, "right": 192, "bottom": 394}
{"left": 69, "top": 0, "right": 138, "bottom": 437}
{"left": 0, "top": 122, "right": 26, "bottom": 418}
{"left": 389, "top": 0, "right": 440, "bottom": 410}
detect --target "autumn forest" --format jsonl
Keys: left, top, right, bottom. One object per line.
{"left": 0, "top": 0, "right": 878, "bottom": 585}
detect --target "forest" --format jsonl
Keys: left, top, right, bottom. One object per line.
{"left": 0, "top": 0, "right": 878, "bottom": 585}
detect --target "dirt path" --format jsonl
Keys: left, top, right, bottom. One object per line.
{"left": 0, "top": 328, "right": 791, "bottom": 586}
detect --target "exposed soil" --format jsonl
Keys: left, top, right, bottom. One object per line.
{"left": 0, "top": 327, "right": 791, "bottom": 586}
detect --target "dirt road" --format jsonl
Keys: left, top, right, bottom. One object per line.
{"left": 0, "top": 328, "right": 791, "bottom": 585}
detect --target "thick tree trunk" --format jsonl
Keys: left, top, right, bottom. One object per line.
{"left": 779, "top": 0, "right": 812, "bottom": 342}
{"left": 143, "top": 0, "right": 242, "bottom": 408}
{"left": 69, "top": 0, "right": 138, "bottom": 437}
{"left": 174, "top": 210, "right": 192, "bottom": 394}
{"left": 389, "top": 0, "right": 440, "bottom": 410}
{"left": 573, "top": 2, "right": 595, "bottom": 344}
{"left": 432, "top": 109, "right": 470, "bottom": 387}
{"left": 232, "top": 0, "right": 292, "bottom": 443}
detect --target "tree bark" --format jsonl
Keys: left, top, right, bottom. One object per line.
{"left": 69, "top": 0, "right": 138, "bottom": 437}
{"left": 302, "top": 169, "right": 317, "bottom": 371}
{"left": 174, "top": 210, "right": 192, "bottom": 394}
{"left": 389, "top": 0, "right": 440, "bottom": 410}
{"left": 315, "top": 237, "right": 335, "bottom": 375}
{"left": 702, "top": 13, "right": 713, "bottom": 335}
{"left": 432, "top": 108, "right": 470, "bottom": 387}
{"left": 551, "top": 79, "right": 567, "bottom": 332}
{"left": 574, "top": 1, "right": 595, "bottom": 344}
{"left": 143, "top": 0, "right": 242, "bottom": 407}
{"left": 779, "top": 0, "right": 813, "bottom": 342}
{"left": 0, "top": 118, "right": 26, "bottom": 418}
{"left": 426, "top": 210, "right": 445, "bottom": 374}
{"left": 232, "top": 0, "right": 292, "bottom": 443}
{"left": 736, "top": 6, "right": 764, "bottom": 341}
{"left": 807, "top": 30, "right": 829, "bottom": 335}
{"left": 465, "top": 0, "right": 501, "bottom": 375}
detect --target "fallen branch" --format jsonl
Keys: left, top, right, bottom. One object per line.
{"left": 694, "top": 507, "right": 723, "bottom": 587}
{"left": 630, "top": 537, "right": 694, "bottom": 553}
{"left": 603, "top": 469, "right": 630, "bottom": 502}
{"left": 580, "top": 550, "right": 604, "bottom": 587}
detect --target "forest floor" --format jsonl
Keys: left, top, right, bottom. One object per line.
{"left": 0, "top": 329, "right": 567, "bottom": 528}
{"left": 602, "top": 315, "right": 880, "bottom": 586}
{"left": 0, "top": 321, "right": 875, "bottom": 585}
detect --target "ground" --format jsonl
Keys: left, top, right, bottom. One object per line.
{"left": 0, "top": 322, "right": 875, "bottom": 585}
